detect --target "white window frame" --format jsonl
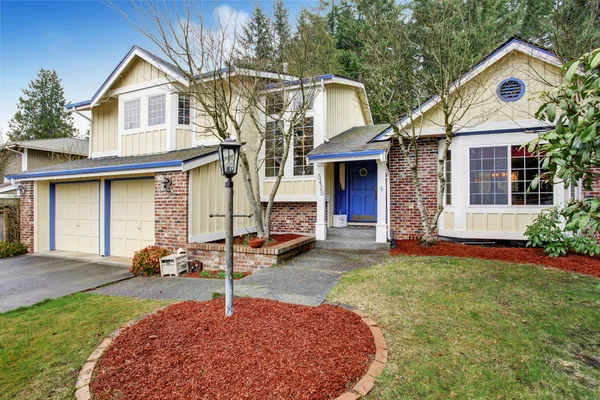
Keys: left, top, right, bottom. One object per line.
{"left": 177, "top": 93, "right": 191, "bottom": 126}
{"left": 147, "top": 93, "right": 166, "bottom": 127}
{"left": 123, "top": 98, "right": 141, "bottom": 131}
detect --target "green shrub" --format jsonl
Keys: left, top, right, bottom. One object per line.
{"left": 525, "top": 207, "right": 600, "bottom": 257}
{"left": 233, "top": 272, "right": 245, "bottom": 279}
{"left": 0, "top": 242, "right": 27, "bottom": 258}
{"left": 200, "top": 270, "right": 212, "bottom": 278}
{"left": 217, "top": 270, "right": 226, "bottom": 279}
{"left": 130, "top": 245, "right": 170, "bottom": 276}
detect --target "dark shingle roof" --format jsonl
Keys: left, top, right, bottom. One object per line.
{"left": 8, "top": 146, "right": 217, "bottom": 179}
{"left": 309, "top": 124, "right": 391, "bottom": 157}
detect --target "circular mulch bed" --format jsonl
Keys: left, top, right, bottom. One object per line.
{"left": 392, "top": 240, "right": 600, "bottom": 278}
{"left": 91, "top": 298, "right": 375, "bottom": 399}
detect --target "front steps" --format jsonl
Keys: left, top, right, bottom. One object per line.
{"left": 315, "top": 226, "right": 391, "bottom": 251}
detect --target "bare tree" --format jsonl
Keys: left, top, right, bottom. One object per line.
{"left": 106, "top": 0, "right": 322, "bottom": 240}
{"left": 361, "top": 0, "right": 509, "bottom": 246}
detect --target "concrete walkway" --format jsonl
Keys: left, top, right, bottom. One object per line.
{"left": 90, "top": 249, "right": 388, "bottom": 306}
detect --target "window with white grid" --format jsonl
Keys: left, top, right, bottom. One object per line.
{"left": 148, "top": 94, "right": 166, "bottom": 126}
{"left": 178, "top": 94, "right": 190, "bottom": 125}
{"left": 123, "top": 99, "right": 140, "bottom": 130}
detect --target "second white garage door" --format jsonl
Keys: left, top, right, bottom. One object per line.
{"left": 111, "top": 179, "right": 155, "bottom": 258}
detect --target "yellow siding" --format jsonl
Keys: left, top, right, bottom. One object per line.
{"left": 0, "top": 153, "right": 22, "bottom": 177}
{"left": 407, "top": 51, "right": 563, "bottom": 131}
{"left": 27, "top": 149, "right": 51, "bottom": 170}
{"left": 466, "top": 212, "right": 539, "bottom": 232}
{"left": 190, "top": 161, "right": 253, "bottom": 238}
{"left": 91, "top": 100, "right": 118, "bottom": 154}
{"left": 112, "top": 57, "right": 165, "bottom": 90}
{"left": 444, "top": 212, "right": 455, "bottom": 230}
{"left": 326, "top": 84, "right": 369, "bottom": 139}
{"left": 264, "top": 179, "right": 316, "bottom": 197}
{"left": 36, "top": 181, "right": 50, "bottom": 252}
{"left": 176, "top": 128, "right": 193, "bottom": 150}
{"left": 121, "top": 130, "right": 167, "bottom": 156}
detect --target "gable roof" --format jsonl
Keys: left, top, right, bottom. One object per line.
{"left": 10, "top": 138, "right": 89, "bottom": 156}
{"left": 308, "top": 124, "right": 390, "bottom": 161}
{"left": 373, "top": 37, "right": 564, "bottom": 141}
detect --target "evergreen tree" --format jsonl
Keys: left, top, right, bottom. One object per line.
{"left": 273, "top": 0, "right": 291, "bottom": 67}
{"left": 242, "top": 3, "right": 274, "bottom": 63}
{"left": 8, "top": 69, "right": 76, "bottom": 141}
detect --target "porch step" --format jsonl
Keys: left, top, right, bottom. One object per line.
{"left": 316, "top": 236, "right": 390, "bottom": 251}
{"left": 327, "top": 226, "right": 377, "bottom": 239}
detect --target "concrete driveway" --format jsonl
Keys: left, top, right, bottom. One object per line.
{"left": 0, "top": 254, "right": 132, "bottom": 313}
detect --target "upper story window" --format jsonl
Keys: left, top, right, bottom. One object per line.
{"left": 445, "top": 151, "right": 452, "bottom": 206}
{"left": 469, "top": 145, "right": 553, "bottom": 206}
{"left": 265, "top": 121, "right": 284, "bottom": 177}
{"left": 123, "top": 99, "right": 141, "bottom": 130}
{"left": 510, "top": 146, "right": 553, "bottom": 205}
{"left": 293, "top": 117, "right": 314, "bottom": 176}
{"left": 292, "top": 92, "right": 314, "bottom": 111}
{"left": 266, "top": 93, "right": 284, "bottom": 116}
{"left": 178, "top": 94, "right": 190, "bottom": 125}
{"left": 148, "top": 94, "right": 166, "bottom": 126}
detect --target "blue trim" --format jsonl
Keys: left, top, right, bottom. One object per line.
{"left": 104, "top": 180, "right": 111, "bottom": 256}
{"left": 7, "top": 160, "right": 181, "bottom": 180}
{"left": 49, "top": 184, "right": 56, "bottom": 250}
{"left": 456, "top": 126, "right": 553, "bottom": 137}
{"left": 66, "top": 100, "right": 92, "bottom": 109}
{"left": 497, "top": 78, "right": 525, "bottom": 102}
{"left": 308, "top": 150, "right": 384, "bottom": 161}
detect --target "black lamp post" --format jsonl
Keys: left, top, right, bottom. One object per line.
{"left": 218, "top": 137, "right": 241, "bottom": 317}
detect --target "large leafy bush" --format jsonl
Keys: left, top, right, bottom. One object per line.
{"left": 0, "top": 242, "right": 27, "bottom": 258}
{"left": 130, "top": 245, "right": 170, "bottom": 276}
{"left": 526, "top": 48, "right": 600, "bottom": 257}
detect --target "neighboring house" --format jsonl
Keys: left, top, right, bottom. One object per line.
{"left": 0, "top": 138, "right": 89, "bottom": 198}
{"left": 8, "top": 45, "right": 372, "bottom": 257}
{"left": 10, "top": 38, "right": 594, "bottom": 258}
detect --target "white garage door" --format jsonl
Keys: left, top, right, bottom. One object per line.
{"left": 111, "top": 179, "right": 155, "bottom": 258}
{"left": 55, "top": 182, "right": 100, "bottom": 253}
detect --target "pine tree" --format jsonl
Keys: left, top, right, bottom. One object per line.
{"left": 8, "top": 69, "right": 76, "bottom": 141}
{"left": 242, "top": 3, "right": 274, "bottom": 63}
{"left": 273, "top": 0, "right": 291, "bottom": 67}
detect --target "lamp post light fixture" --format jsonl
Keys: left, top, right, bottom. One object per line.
{"left": 218, "top": 137, "right": 241, "bottom": 317}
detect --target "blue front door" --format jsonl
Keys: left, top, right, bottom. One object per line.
{"left": 349, "top": 161, "right": 377, "bottom": 222}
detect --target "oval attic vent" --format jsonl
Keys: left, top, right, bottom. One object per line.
{"left": 497, "top": 78, "right": 525, "bottom": 102}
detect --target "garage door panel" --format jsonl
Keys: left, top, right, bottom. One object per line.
{"left": 111, "top": 180, "right": 155, "bottom": 258}
{"left": 55, "top": 182, "right": 100, "bottom": 254}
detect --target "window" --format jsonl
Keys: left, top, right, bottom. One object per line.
{"left": 123, "top": 99, "right": 140, "bottom": 130}
{"left": 510, "top": 146, "right": 553, "bottom": 205}
{"left": 469, "top": 146, "right": 509, "bottom": 205}
{"left": 445, "top": 151, "right": 452, "bottom": 205}
{"left": 178, "top": 94, "right": 190, "bottom": 125}
{"left": 148, "top": 94, "right": 166, "bottom": 126}
{"left": 265, "top": 121, "right": 284, "bottom": 177}
{"left": 497, "top": 78, "right": 525, "bottom": 102}
{"left": 293, "top": 117, "right": 314, "bottom": 176}
{"left": 266, "top": 93, "right": 284, "bottom": 115}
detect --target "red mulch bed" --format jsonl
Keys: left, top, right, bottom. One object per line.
{"left": 91, "top": 298, "right": 375, "bottom": 400}
{"left": 213, "top": 233, "right": 304, "bottom": 246}
{"left": 183, "top": 270, "right": 252, "bottom": 279}
{"left": 392, "top": 240, "right": 600, "bottom": 278}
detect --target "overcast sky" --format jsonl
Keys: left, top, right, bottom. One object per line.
{"left": 0, "top": 0, "right": 317, "bottom": 138}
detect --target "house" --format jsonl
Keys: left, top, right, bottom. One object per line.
{"left": 8, "top": 45, "right": 372, "bottom": 258}
{"left": 0, "top": 138, "right": 89, "bottom": 198}
{"left": 10, "top": 38, "right": 593, "bottom": 261}
{"left": 308, "top": 37, "right": 590, "bottom": 243}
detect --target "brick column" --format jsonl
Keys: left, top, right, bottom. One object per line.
{"left": 389, "top": 138, "right": 439, "bottom": 240}
{"left": 20, "top": 181, "right": 35, "bottom": 252}
{"left": 154, "top": 171, "right": 189, "bottom": 251}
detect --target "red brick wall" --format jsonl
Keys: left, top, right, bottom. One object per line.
{"left": 154, "top": 171, "right": 189, "bottom": 251}
{"left": 583, "top": 169, "right": 600, "bottom": 199}
{"left": 20, "top": 181, "right": 34, "bottom": 252}
{"left": 268, "top": 202, "right": 316, "bottom": 235}
{"left": 389, "top": 138, "right": 439, "bottom": 240}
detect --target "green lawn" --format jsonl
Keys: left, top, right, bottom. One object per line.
{"left": 328, "top": 256, "right": 600, "bottom": 399}
{"left": 0, "top": 293, "right": 170, "bottom": 400}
